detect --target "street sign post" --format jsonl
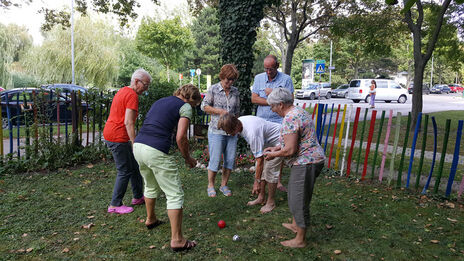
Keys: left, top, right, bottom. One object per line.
{"left": 190, "top": 69, "right": 195, "bottom": 84}
{"left": 196, "top": 68, "right": 202, "bottom": 91}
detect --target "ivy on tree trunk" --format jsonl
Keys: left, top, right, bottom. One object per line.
{"left": 218, "top": 0, "right": 272, "bottom": 115}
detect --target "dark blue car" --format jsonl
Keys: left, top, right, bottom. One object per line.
{"left": 1, "top": 88, "right": 87, "bottom": 129}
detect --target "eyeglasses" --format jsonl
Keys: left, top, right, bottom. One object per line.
{"left": 138, "top": 79, "right": 150, "bottom": 88}
{"left": 264, "top": 67, "right": 277, "bottom": 72}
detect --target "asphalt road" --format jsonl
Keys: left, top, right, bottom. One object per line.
{"left": 295, "top": 92, "right": 464, "bottom": 121}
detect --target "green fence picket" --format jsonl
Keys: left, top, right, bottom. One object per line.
{"left": 433, "top": 119, "right": 451, "bottom": 194}
{"left": 415, "top": 114, "right": 429, "bottom": 189}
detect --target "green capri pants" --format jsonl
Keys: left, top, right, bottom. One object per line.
{"left": 133, "top": 142, "right": 184, "bottom": 209}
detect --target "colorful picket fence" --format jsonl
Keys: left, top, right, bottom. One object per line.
{"left": 294, "top": 101, "right": 464, "bottom": 199}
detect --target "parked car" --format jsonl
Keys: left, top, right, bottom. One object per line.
{"left": 430, "top": 84, "right": 451, "bottom": 94}
{"left": 331, "top": 84, "right": 350, "bottom": 98}
{"left": 408, "top": 83, "right": 430, "bottom": 95}
{"left": 1, "top": 88, "right": 87, "bottom": 128}
{"left": 347, "top": 79, "right": 408, "bottom": 104}
{"left": 295, "top": 82, "right": 332, "bottom": 100}
{"left": 448, "top": 84, "right": 464, "bottom": 93}
{"left": 42, "top": 83, "right": 88, "bottom": 98}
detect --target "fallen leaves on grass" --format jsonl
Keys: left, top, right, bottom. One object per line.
{"left": 87, "top": 164, "right": 94, "bottom": 168}
{"left": 22, "top": 233, "right": 28, "bottom": 237}
{"left": 325, "top": 224, "right": 333, "bottom": 230}
{"left": 62, "top": 248, "right": 70, "bottom": 253}
{"left": 87, "top": 216, "right": 95, "bottom": 219}
{"left": 26, "top": 248, "right": 33, "bottom": 253}
{"left": 149, "top": 245, "right": 156, "bottom": 249}
{"left": 446, "top": 218, "right": 457, "bottom": 223}
{"left": 430, "top": 240, "right": 439, "bottom": 244}
{"left": 81, "top": 223, "right": 95, "bottom": 229}
{"left": 334, "top": 250, "right": 342, "bottom": 255}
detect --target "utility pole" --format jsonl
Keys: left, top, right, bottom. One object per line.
{"left": 71, "top": 0, "right": 75, "bottom": 84}
{"left": 329, "top": 41, "right": 333, "bottom": 85}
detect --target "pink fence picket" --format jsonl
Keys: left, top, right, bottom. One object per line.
{"left": 361, "top": 110, "right": 377, "bottom": 180}
{"left": 379, "top": 110, "right": 393, "bottom": 182}
{"left": 346, "top": 107, "right": 361, "bottom": 178}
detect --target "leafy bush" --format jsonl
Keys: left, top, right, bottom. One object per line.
{"left": 11, "top": 72, "right": 39, "bottom": 88}
{"left": 138, "top": 78, "right": 178, "bottom": 123}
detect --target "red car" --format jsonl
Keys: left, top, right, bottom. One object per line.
{"left": 448, "top": 84, "right": 464, "bottom": 93}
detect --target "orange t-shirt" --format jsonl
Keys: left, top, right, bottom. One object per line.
{"left": 103, "top": 86, "right": 139, "bottom": 143}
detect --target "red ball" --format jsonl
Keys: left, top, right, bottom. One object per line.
{"left": 217, "top": 220, "right": 226, "bottom": 229}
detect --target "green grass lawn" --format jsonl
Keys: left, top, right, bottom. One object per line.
{"left": 1, "top": 158, "right": 463, "bottom": 260}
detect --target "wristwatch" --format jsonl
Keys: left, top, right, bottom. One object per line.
{"left": 255, "top": 178, "right": 261, "bottom": 184}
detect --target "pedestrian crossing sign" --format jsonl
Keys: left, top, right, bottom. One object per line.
{"left": 315, "top": 63, "right": 325, "bottom": 74}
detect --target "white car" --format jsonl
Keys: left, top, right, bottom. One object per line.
{"left": 347, "top": 79, "right": 408, "bottom": 104}
{"left": 295, "top": 82, "right": 332, "bottom": 100}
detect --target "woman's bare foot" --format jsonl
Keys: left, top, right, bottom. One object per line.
{"left": 247, "top": 198, "right": 265, "bottom": 206}
{"left": 260, "top": 203, "right": 275, "bottom": 213}
{"left": 282, "top": 223, "right": 298, "bottom": 233}
{"left": 280, "top": 238, "right": 306, "bottom": 248}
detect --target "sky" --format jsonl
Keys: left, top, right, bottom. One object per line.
{"left": 0, "top": 0, "right": 188, "bottom": 45}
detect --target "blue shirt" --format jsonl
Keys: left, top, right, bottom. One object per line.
{"left": 252, "top": 71, "right": 294, "bottom": 124}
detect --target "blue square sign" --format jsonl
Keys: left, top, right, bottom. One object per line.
{"left": 315, "top": 63, "right": 325, "bottom": 74}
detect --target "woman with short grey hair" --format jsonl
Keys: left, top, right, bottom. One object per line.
{"left": 264, "top": 87, "right": 325, "bottom": 248}
{"left": 266, "top": 87, "right": 294, "bottom": 106}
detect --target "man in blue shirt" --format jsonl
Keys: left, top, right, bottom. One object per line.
{"left": 251, "top": 55, "right": 294, "bottom": 192}
{"left": 251, "top": 55, "right": 294, "bottom": 124}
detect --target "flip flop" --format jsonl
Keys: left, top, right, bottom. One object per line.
{"left": 219, "top": 186, "right": 232, "bottom": 196}
{"left": 146, "top": 220, "right": 165, "bottom": 230}
{"left": 207, "top": 187, "right": 216, "bottom": 197}
{"left": 171, "top": 240, "right": 197, "bottom": 252}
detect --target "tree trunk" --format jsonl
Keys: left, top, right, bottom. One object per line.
{"left": 411, "top": 62, "right": 425, "bottom": 129}
{"left": 166, "top": 64, "right": 170, "bottom": 82}
{"left": 283, "top": 37, "right": 298, "bottom": 76}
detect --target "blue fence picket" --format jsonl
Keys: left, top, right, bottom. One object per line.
{"left": 406, "top": 112, "right": 422, "bottom": 188}
{"left": 324, "top": 103, "right": 334, "bottom": 153}
{"left": 445, "top": 120, "right": 463, "bottom": 198}
{"left": 316, "top": 103, "right": 324, "bottom": 143}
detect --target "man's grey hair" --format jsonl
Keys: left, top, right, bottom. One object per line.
{"left": 131, "top": 68, "right": 152, "bottom": 85}
{"left": 267, "top": 87, "right": 294, "bottom": 106}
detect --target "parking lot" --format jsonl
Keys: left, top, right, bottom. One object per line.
{"left": 295, "top": 92, "right": 464, "bottom": 121}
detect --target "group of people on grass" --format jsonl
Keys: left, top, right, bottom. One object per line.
{"left": 102, "top": 55, "right": 326, "bottom": 251}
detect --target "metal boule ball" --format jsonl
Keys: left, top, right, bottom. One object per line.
{"left": 232, "top": 234, "right": 240, "bottom": 241}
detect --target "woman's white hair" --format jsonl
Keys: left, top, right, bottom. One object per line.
{"left": 131, "top": 68, "right": 152, "bottom": 85}
{"left": 267, "top": 87, "right": 294, "bottom": 106}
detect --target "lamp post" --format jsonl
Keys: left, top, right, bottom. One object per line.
{"left": 71, "top": 0, "right": 75, "bottom": 84}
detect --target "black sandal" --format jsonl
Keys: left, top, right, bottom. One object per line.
{"left": 146, "top": 220, "right": 165, "bottom": 230}
{"left": 171, "top": 240, "right": 197, "bottom": 252}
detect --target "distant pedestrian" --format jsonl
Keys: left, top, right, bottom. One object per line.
{"left": 103, "top": 68, "right": 151, "bottom": 214}
{"left": 369, "top": 80, "right": 377, "bottom": 108}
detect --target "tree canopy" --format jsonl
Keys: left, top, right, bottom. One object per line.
{"left": 136, "top": 16, "right": 194, "bottom": 82}
{"left": 21, "top": 16, "right": 120, "bottom": 88}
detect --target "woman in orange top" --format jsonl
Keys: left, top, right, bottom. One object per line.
{"left": 103, "top": 68, "right": 151, "bottom": 214}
